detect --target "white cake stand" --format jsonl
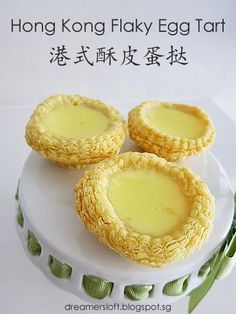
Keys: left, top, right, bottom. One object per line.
{"left": 15, "top": 140, "right": 234, "bottom": 304}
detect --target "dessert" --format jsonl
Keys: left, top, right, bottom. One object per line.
{"left": 128, "top": 101, "right": 215, "bottom": 161}
{"left": 16, "top": 95, "right": 236, "bottom": 306}
{"left": 75, "top": 152, "right": 215, "bottom": 267}
{"left": 25, "top": 94, "right": 127, "bottom": 168}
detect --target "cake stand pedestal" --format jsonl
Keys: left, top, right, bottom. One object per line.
{"left": 15, "top": 143, "right": 234, "bottom": 304}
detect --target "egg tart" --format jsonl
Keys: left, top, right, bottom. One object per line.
{"left": 128, "top": 101, "right": 215, "bottom": 161}
{"left": 25, "top": 94, "right": 127, "bottom": 168}
{"left": 75, "top": 152, "right": 214, "bottom": 267}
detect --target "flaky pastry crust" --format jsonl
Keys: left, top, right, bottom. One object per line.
{"left": 75, "top": 152, "right": 215, "bottom": 267}
{"left": 25, "top": 94, "right": 127, "bottom": 168}
{"left": 128, "top": 102, "right": 215, "bottom": 162}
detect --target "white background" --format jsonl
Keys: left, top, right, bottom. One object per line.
{"left": 0, "top": 1, "right": 236, "bottom": 314}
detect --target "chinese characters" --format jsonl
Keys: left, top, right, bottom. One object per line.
{"left": 50, "top": 45, "right": 188, "bottom": 67}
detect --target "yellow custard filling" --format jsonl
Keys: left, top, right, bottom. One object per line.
{"left": 107, "top": 169, "right": 188, "bottom": 237}
{"left": 76, "top": 151, "right": 215, "bottom": 267}
{"left": 43, "top": 104, "right": 110, "bottom": 139}
{"left": 146, "top": 106, "right": 205, "bottom": 138}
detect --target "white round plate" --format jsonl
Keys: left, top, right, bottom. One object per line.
{"left": 17, "top": 140, "right": 234, "bottom": 303}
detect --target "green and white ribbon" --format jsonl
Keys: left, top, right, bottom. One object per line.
{"left": 216, "top": 232, "right": 236, "bottom": 280}
{"left": 48, "top": 255, "right": 72, "bottom": 279}
{"left": 17, "top": 205, "right": 24, "bottom": 228}
{"left": 15, "top": 180, "right": 20, "bottom": 201}
{"left": 124, "top": 285, "right": 153, "bottom": 300}
{"left": 197, "top": 253, "right": 216, "bottom": 279}
{"left": 27, "top": 231, "right": 42, "bottom": 256}
{"left": 188, "top": 193, "right": 236, "bottom": 313}
{"left": 83, "top": 275, "right": 113, "bottom": 299}
{"left": 163, "top": 274, "right": 190, "bottom": 296}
